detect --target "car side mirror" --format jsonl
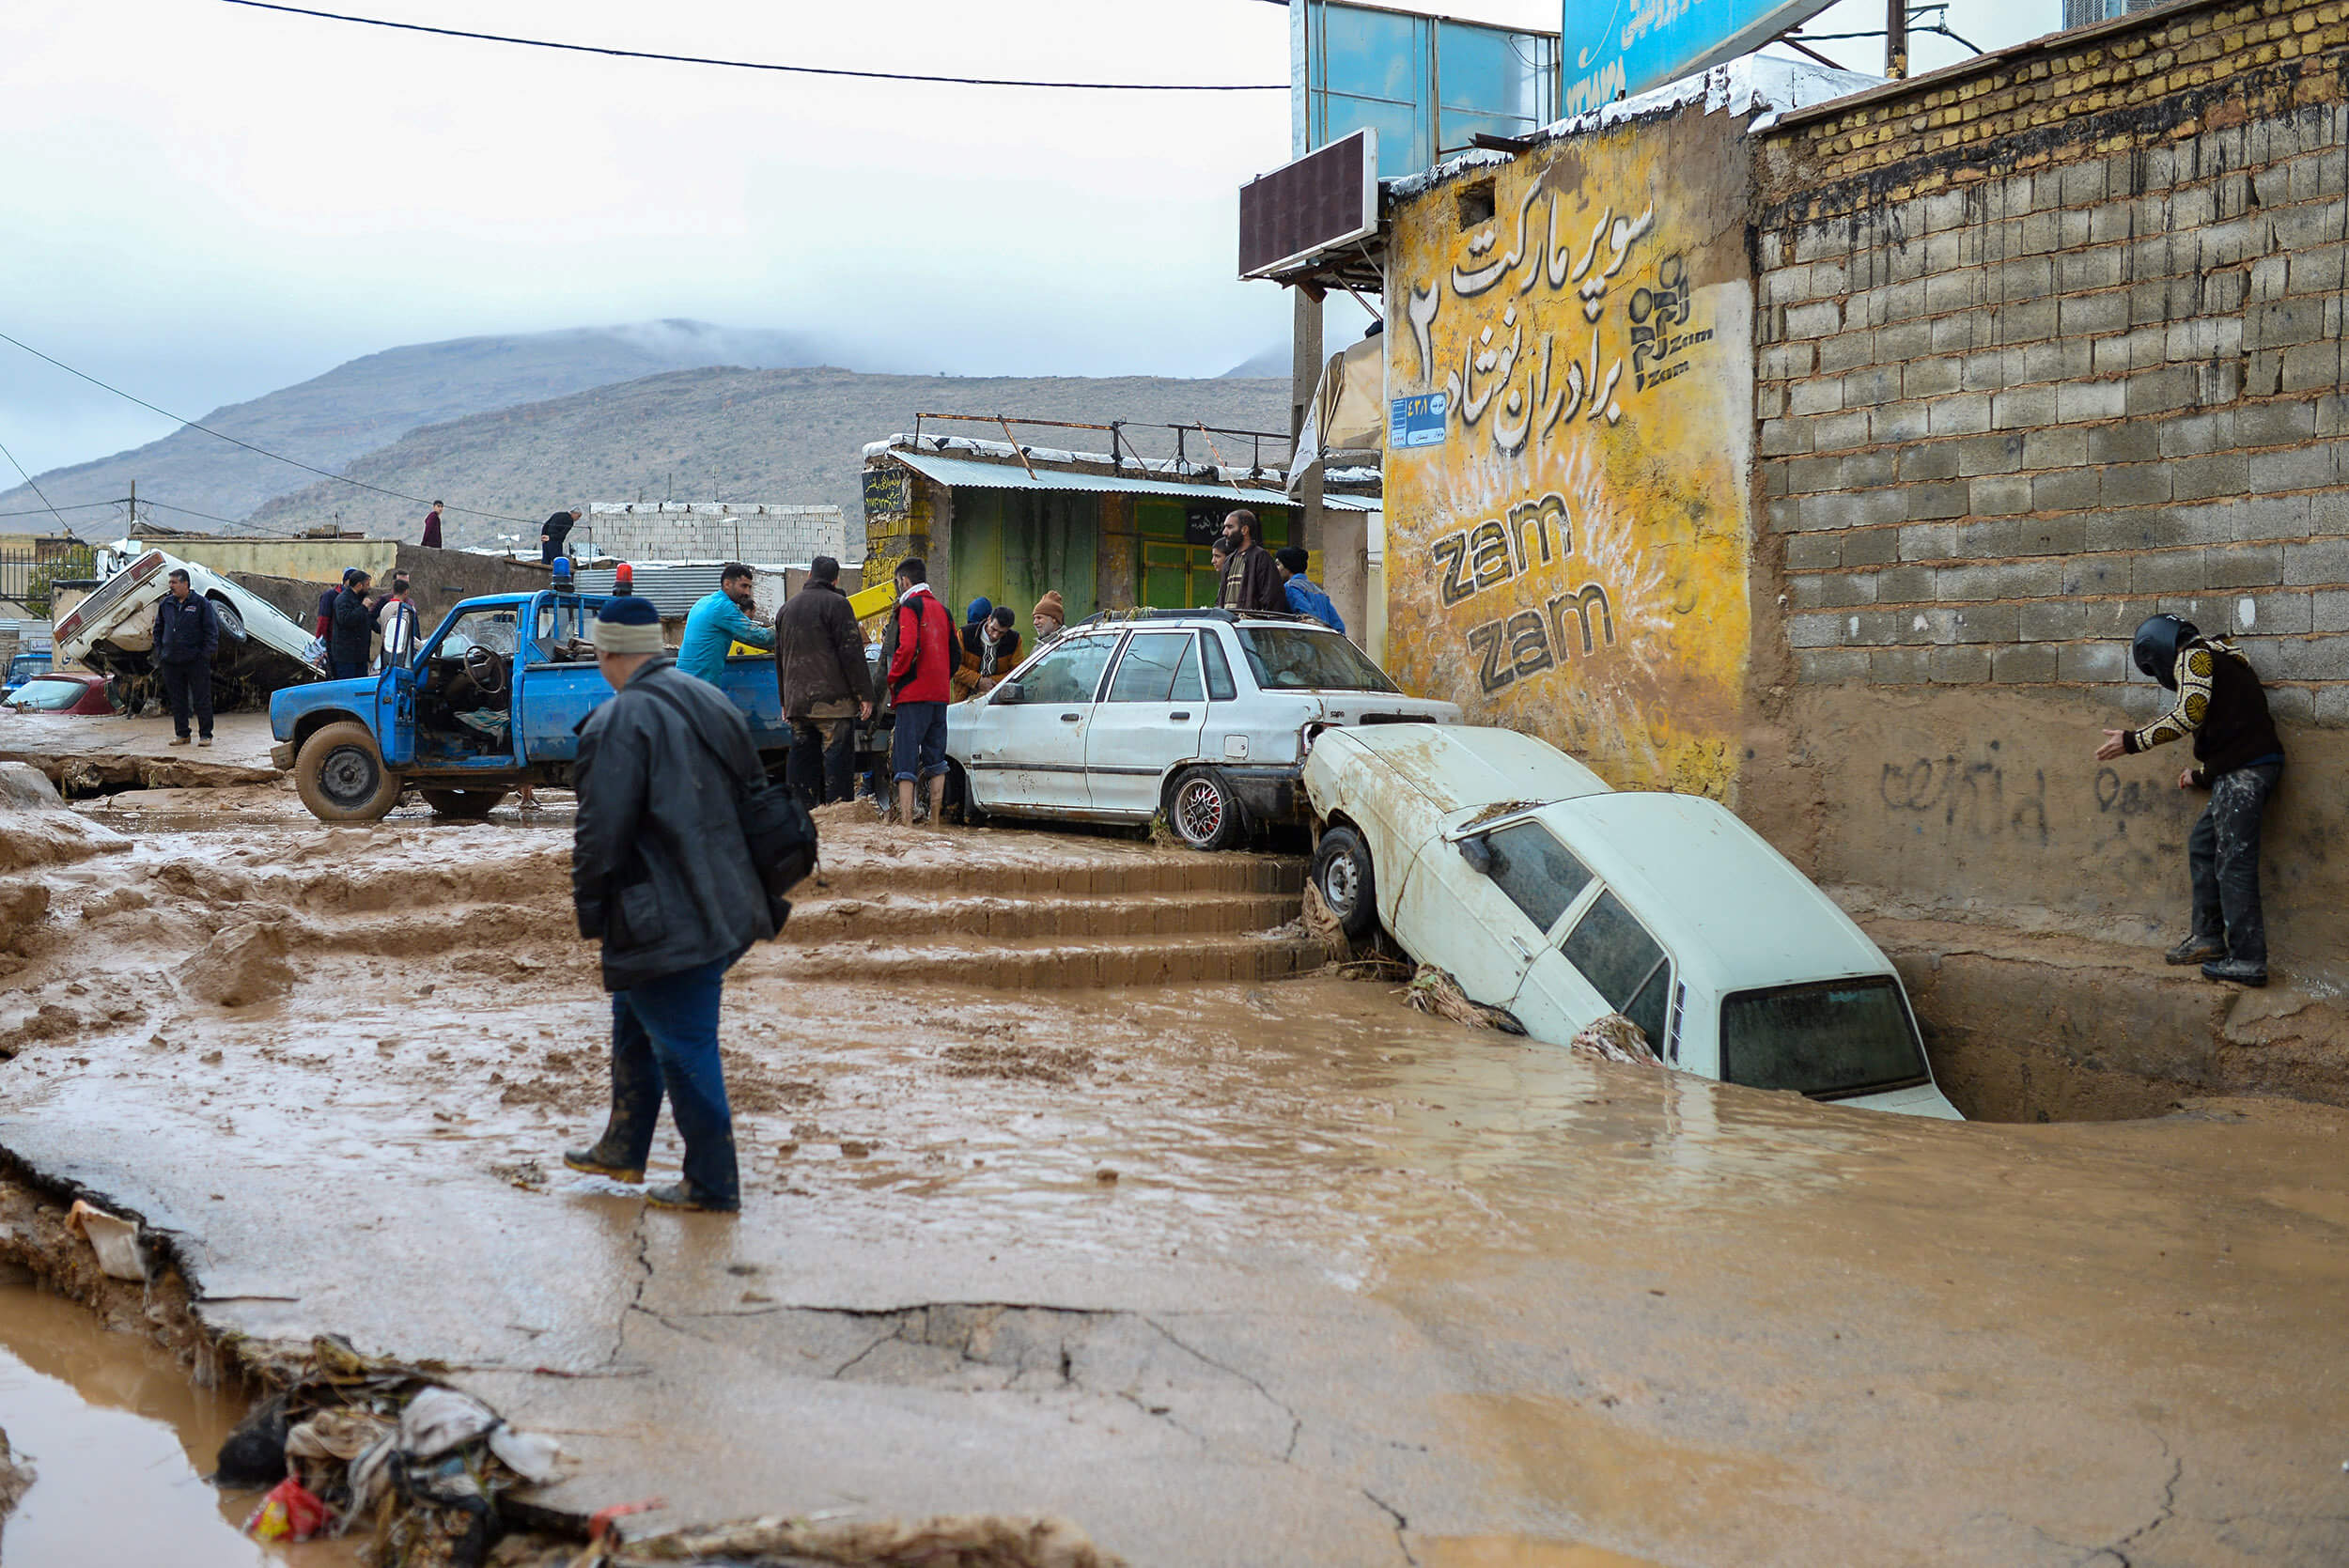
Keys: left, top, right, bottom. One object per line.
{"left": 993, "top": 681, "right": 1024, "bottom": 706}
{"left": 1457, "top": 837, "right": 1494, "bottom": 876}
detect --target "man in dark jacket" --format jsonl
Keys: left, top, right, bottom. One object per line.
{"left": 2096, "top": 613, "right": 2285, "bottom": 986}
{"left": 152, "top": 568, "right": 220, "bottom": 747}
{"left": 541, "top": 507, "right": 582, "bottom": 565}
{"left": 421, "top": 500, "right": 444, "bottom": 549}
{"left": 329, "top": 570, "right": 378, "bottom": 679}
{"left": 1219, "top": 510, "right": 1283, "bottom": 613}
{"left": 774, "top": 555, "right": 875, "bottom": 807}
{"left": 565, "top": 596, "right": 774, "bottom": 1214}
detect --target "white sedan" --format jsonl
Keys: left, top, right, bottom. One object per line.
{"left": 949, "top": 610, "right": 1458, "bottom": 849}
{"left": 1303, "top": 723, "right": 1963, "bottom": 1119}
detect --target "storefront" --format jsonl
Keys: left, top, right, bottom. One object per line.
{"left": 862, "top": 441, "right": 1375, "bottom": 628}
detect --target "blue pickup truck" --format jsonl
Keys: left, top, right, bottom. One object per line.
{"left": 269, "top": 589, "right": 792, "bottom": 822}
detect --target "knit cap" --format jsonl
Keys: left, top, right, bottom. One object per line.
{"left": 966, "top": 596, "right": 993, "bottom": 625}
{"left": 593, "top": 595, "right": 665, "bottom": 654}
{"left": 1033, "top": 590, "right": 1066, "bottom": 625}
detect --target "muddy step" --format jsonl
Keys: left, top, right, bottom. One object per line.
{"left": 808, "top": 849, "right": 1305, "bottom": 903}
{"left": 783, "top": 891, "right": 1300, "bottom": 945}
{"left": 761, "top": 930, "right": 1328, "bottom": 988}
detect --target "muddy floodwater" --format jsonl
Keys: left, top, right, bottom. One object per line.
{"left": 0, "top": 1279, "right": 354, "bottom": 1566}
{"left": 2, "top": 783, "right": 2346, "bottom": 1564}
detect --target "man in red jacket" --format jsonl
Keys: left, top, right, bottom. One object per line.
{"left": 886, "top": 556, "right": 957, "bottom": 826}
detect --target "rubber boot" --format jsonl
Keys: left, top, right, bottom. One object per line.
{"left": 896, "top": 779, "right": 917, "bottom": 828}
{"left": 926, "top": 771, "right": 948, "bottom": 828}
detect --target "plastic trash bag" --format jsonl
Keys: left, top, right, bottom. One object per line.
{"left": 64, "top": 1199, "right": 145, "bottom": 1281}
{"left": 486, "top": 1425, "right": 561, "bottom": 1484}
{"left": 397, "top": 1386, "right": 500, "bottom": 1459}
{"left": 287, "top": 1406, "right": 392, "bottom": 1463}
{"left": 243, "top": 1476, "right": 331, "bottom": 1542}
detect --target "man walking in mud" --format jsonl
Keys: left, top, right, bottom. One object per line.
{"left": 565, "top": 595, "right": 775, "bottom": 1213}
{"left": 2094, "top": 613, "right": 2285, "bottom": 987}
{"left": 774, "top": 555, "right": 873, "bottom": 806}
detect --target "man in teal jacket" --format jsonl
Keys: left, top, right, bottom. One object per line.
{"left": 678, "top": 563, "right": 774, "bottom": 684}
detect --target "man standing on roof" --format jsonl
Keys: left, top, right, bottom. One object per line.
{"left": 541, "top": 507, "right": 582, "bottom": 565}
{"left": 421, "top": 500, "right": 443, "bottom": 549}
{"left": 1219, "top": 510, "right": 1283, "bottom": 613}
{"left": 886, "top": 556, "right": 956, "bottom": 827}
{"left": 678, "top": 564, "right": 774, "bottom": 685}
{"left": 2094, "top": 614, "right": 2285, "bottom": 987}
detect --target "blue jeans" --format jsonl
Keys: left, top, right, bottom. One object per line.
{"left": 600, "top": 951, "right": 742, "bottom": 1206}
{"left": 331, "top": 660, "right": 369, "bottom": 680}
{"left": 892, "top": 701, "right": 949, "bottom": 784}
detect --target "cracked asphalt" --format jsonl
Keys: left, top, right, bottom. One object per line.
{"left": 3, "top": 791, "right": 2347, "bottom": 1565}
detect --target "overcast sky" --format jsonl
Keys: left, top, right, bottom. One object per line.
{"left": 2, "top": 0, "right": 2046, "bottom": 481}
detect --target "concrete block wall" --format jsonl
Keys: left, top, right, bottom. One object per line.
{"left": 1754, "top": 0, "right": 2349, "bottom": 729}
{"left": 585, "top": 503, "right": 851, "bottom": 567}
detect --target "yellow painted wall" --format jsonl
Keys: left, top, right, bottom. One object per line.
{"left": 1382, "top": 109, "right": 1754, "bottom": 801}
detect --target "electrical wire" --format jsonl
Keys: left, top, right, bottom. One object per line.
{"left": 0, "top": 501, "right": 120, "bottom": 520}
{"left": 0, "top": 330, "right": 537, "bottom": 526}
{"left": 0, "top": 436, "right": 83, "bottom": 540}
{"left": 214, "top": 0, "right": 1287, "bottom": 90}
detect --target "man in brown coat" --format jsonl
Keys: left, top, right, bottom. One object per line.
{"left": 1219, "top": 510, "right": 1283, "bottom": 613}
{"left": 773, "top": 555, "right": 875, "bottom": 806}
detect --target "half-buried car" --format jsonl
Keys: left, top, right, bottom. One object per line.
{"left": 1302, "top": 723, "right": 1962, "bottom": 1119}
{"left": 947, "top": 609, "right": 1460, "bottom": 849}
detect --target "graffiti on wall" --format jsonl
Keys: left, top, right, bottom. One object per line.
{"left": 861, "top": 465, "right": 923, "bottom": 592}
{"left": 1385, "top": 112, "right": 1753, "bottom": 800}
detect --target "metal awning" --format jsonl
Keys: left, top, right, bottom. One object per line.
{"left": 880, "top": 449, "right": 1379, "bottom": 512}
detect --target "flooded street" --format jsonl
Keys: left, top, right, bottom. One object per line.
{"left": 0, "top": 1279, "right": 353, "bottom": 1567}
{"left": 1, "top": 773, "right": 2345, "bottom": 1564}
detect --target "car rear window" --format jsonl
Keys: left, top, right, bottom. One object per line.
{"left": 1719, "top": 978, "right": 1930, "bottom": 1099}
{"left": 8, "top": 677, "right": 93, "bottom": 712}
{"left": 1234, "top": 628, "right": 1397, "bottom": 692}
{"left": 1478, "top": 819, "right": 1593, "bottom": 933}
{"left": 1559, "top": 890, "right": 1671, "bottom": 1047}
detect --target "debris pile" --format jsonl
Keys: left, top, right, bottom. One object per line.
{"left": 0, "top": 1427, "right": 32, "bottom": 1554}
{"left": 1402, "top": 965, "right": 1528, "bottom": 1034}
{"left": 552, "top": 1511, "right": 1129, "bottom": 1568}
{"left": 1569, "top": 1013, "right": 1659, "bottom": 1064}
{"left": 215, "top": 1334, "right": 562, "bottom": 1564}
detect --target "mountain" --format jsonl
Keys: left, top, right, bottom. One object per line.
{"left": 1222, "top": 344, "right": 1293, "bottom": 378}
{"left": 243, "top": 365, "right": 1298, "bottom": 547}
{"left": 0, "top": 320, "right": 824, "bottom": 527}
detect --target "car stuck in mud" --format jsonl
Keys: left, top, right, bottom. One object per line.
{"left": 1304, "top": 723, "right": 1963, "bottom": 1119}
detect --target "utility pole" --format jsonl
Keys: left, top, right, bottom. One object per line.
{"left": 1887, "top": 0, "right": 1909, "bottom": 78}
{"left": 127, "top": 479, "right": 134, "bottom": 537}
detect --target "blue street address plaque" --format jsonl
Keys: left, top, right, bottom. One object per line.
{"left": 1390, "top": 391, "right": 1449, "bottom": 449}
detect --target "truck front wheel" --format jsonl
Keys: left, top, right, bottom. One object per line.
{"left": 295, "top": 721, "right": 401, "bottom": 822}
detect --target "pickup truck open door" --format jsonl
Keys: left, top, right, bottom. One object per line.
{"left": 376, "top": 663, "right": 417, "bottom": 768}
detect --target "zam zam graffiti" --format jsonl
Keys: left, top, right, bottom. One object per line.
{"left": 1430, "top": 493, "right": 1617, "bottom": 695}
{"left": 1405, "top": 188, "right": 1702, "bottom": 456}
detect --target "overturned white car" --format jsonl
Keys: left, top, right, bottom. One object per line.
{"left": 1303, "top": 723, "right": 1962, "bottom": 1119}
{"left": 53, "top": 549, "right": 321, "bottom": 713}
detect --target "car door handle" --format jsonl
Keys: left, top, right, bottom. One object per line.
{"left": 1060, "top": 712, "right": 1081, "bottom": 722}
{"left": 1169, "top": 711, "right": 1191, "bottom": 721}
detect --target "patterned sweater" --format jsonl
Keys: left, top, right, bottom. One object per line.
{"left": 2122, "top": 637, "right": 2283, "bottom": 784}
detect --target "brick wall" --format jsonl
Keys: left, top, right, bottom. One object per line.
{"left": 1754, "top": 0, "right": 2349, "bottom": 727}
{"left": 584, "top": 503, "right": 851, "bottom": 567}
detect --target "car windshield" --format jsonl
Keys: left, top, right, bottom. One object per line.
{"left": 439, "top": 612, "right": 521, "bottom": 660}
{"left": 7, "top": 677, "right": 92, "bottom": 712}
{"left": 1234, "top": 627, "right": 1397, "bottom": 692}
{"left": 1719, "top": 978, "right": 1930, "bottom": 1098}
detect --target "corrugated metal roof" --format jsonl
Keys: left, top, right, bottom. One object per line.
{"left": 571, "top": 565, "right": 730, "bottom": 616}
{"left": 880, "top": 450, "right": 1380, "bottom": 512}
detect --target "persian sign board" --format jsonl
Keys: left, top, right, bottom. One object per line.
{"left": 1562, "top": 0, "right": 1838, "bottom": 114}
{"left": 1382, "top": 108, "right": 1754, "bottom": 800}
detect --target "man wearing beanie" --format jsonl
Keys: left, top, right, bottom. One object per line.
{"left": 565, "top": 595, "right": 774, "bottom": 1213}
{"left": 1031, "top": 590, "right": 1067, "bottom": 653}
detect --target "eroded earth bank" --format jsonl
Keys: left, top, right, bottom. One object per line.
{"left": 0, "top": 762, "right": 2344, "bottom": 1566}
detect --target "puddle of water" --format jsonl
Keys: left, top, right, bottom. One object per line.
{"left": 0, "top": 1280, "right": 355, "bottom": 1566}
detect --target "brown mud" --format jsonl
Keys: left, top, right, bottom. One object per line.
{"left": 2, "top": 786, "right": 2347, "bottom": 1563}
